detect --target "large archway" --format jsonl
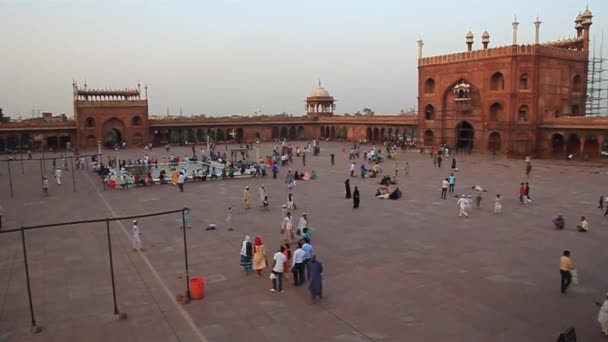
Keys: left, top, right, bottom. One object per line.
{"left": 102, "top": 118, "right": 125, "bottom": 147}
{"left": 280, "top": 127, "right": 288, "bottom": 140}
{"left": 236, "top": 128, "right": 244, "bottom": 142}
{"left": 423, "top": 129, "right": 434, "bottom": 146}
{"left": 583, "top": 135, "right": 600, "bottom": 159}
{"left": 297, "top": 126, "right": 305, "bottom": 139}
{"left": 455, "top": 121, "right": 474, "bottom": 151}
{"left": 551, "top": 134, "right": 565, "bottom": 155}
{"left": 288, "top": 126, "right": 296, "bottom": 139}
{"left": 373, "top": 128, "right": 380, "bottom": 141}
{"left": 272, "top": 127, "right": 279, "bottom": 140}
{"left": 566, "top": 134, "right": 581, "bottom": 156}
{"left": 487, "top": 132, "right": 501, "bottom": 153}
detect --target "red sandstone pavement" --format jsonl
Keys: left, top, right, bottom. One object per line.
{"left": 0, "top": 142, "right": 607, "bottom": 341}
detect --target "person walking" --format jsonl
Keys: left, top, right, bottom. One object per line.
{"left": 330, "top": 153, "right": 335, "bottom": 166}
{"left": 394, "top": 162, "right": 399, "bottom": 178}
{"left": 240, "top": 235, "right": 253, "bottom": 275}
{"left": 475, "top": 192, "right": 482, "bottom": 208}
{"left": 451, "top": 157, "right": 456, "bottom": 170}
{"left": 518, "top": 183, "right": 526, "bottom": 204}
{"left": 437, "top": 155, "right": 442, "bottom": 168}
{"left": 297, "top": 213, "right": 308, "bottom": 239}
{"left": 291, "top": 242, "right": 306, "bottom": 286}
{"left": 345, "top": 179, "right": 352, "bottom": 199}
{"left": 494, "top": 194, "right": 502, "bottom": 214}
{"left": 350, "top": 162, "right": 355, "bottom": 177}
{"left": 180, "top": 208, "right": 192, "bottom": 229}
{"left": 457, "top": 194, "right": 469, "bottom": 217}
{"left": 282, "top": 212, "right": 294, "bottom": 244}
{"left": 524, "top": 182, "right": 532, "bottom": 204}
{"left": 226, "top": 206, "right": 233, "bottom": 231}
{"left": 597, "top": 292, "right": 608, "bottom": 336}
{"left": 243, "top": 186, "right": 252, "bottom": 209}
{"left": 404, "top": 162, "right": 410, "bottom": 176}
{"left": 353, "top": 186, "right": 360, "bottom": 208}
{"left": 282, "top": 243, "right": 292, "bottom": 279}
{"left": 302, "top": 239, "right": 313, "bottom": 281}
{"left": 258, "top": 185, "right": 267, "bottom": 208}
{"left": 302, "top": 152, "right": 306, "bottom": 166}
{"left": 270, "top": 246, "right": 286, "bottom": 293}
{"left": 599, "top": 195, "right": 605, "bottom": 211}
{"left": 525, "top": 162, "right": 532, "bottom": 178}
{"left": 287, "top": 193, "right": 296, "bottom": 210}
{"left": 560, "top": 250, "right": 574, "bottom": 294}
{"left": 253, "top": 236, "right": 267, "bottom": 277}
{"left": 132, "top": 220, "right": 143, "bottom": 252}
{"left": 272, "top": 163, "right": 278, "bottom": 179}
{"left": 43, "top": 176, "right": 49, "bottom": 196}
{"left": 441, "top": 178, "right": 449, "bottom": 199}
{"left": 448, "top": 173, "right": 456, "bottom": 193}
{"left": 177, "top": 171, "right": 186, "bottom": 192}
{"left": 55, "top": 168, "right": 62, "bottom": 185}
{"left": 285, "top": 169, "right": 295, "bottom": 189}
{"left": 309, "top": 255, "right": 324, "bottom": 304}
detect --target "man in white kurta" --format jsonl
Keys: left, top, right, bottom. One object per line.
{"left": 132, "top": 220, "right": 143, "bottom": 251}
{"left": 258, "top": 185, "right": 267, "bottom": 207}
{"left": 297, "top": 213, "right": 308, "bottom": 239}
{"left": 54, "top": 169, "right": 62, "bottom": 185}
{"left": 599, "top": 293, "right": 608, "bottom": 336}
{"left": 457, "top": 195, "right": 469, "bottom": 217}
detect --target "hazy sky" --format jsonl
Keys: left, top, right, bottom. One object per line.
{"left": 1, "top": 0, "right": 606, "bottom": 118}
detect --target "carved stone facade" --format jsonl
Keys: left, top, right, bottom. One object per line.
{"left": 1, "top": 8, "right": 607, "bottom": 159}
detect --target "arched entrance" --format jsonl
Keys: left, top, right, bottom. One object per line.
{"left": 423, "top": 129, "right": 434, "bottom": 146}
{"left": 280, "top": 127, "right": 288, "bottom": 140}
{"left": 551, "top": 134, "right": 565, "bottom": 155}
{"left": 320, "top": 126, "right": 325, "bottom": 138}
{"left": 102, "top": 118, "right": 125, "bottom": 147}
{"left": 566, "top": 134, "right": 581, "bottom": 156}
{"left": 272, "top": 127, "right": 279, "bottom": 140}
{"left": 289, "top": 127, "right": 296, "bottom": 139}
{"left": 373, "top": 128, "right": 380, "bottom": 141}
{"left": 236, "top": 128, "right": 244, "bottom": 141}
{"left": 330, "top": 127, "right": 335, "bottom": 139}
{"left": 297, "top": 126, "right": 305, "bottom": 139}
{"left": 583, "top": 135, "right": 599, "bottom": 159}
{"left": 455, "top": 121, "right": 474, "bottom": 151}
{"left": 487, "top": 132, "right": 501, "bottom": 153}
{"left": 367, "top": 128, "right": 372, "bottom": 141}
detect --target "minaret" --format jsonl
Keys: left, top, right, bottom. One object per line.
{"left": 575, "top": 12, "right": 583, "bottom": 38}
{"left": 481, "top": 30, "right": 490, "bottom": 50}
{"left": 417, "top": 36, "right": 424, "bottom": 59}
{"left": 466, "top": 30, "right": 474, "bottom": 52}
{"left": 581, "top": 6, "right": 593, "bottom": 53}
{"left": 534, "top": 17, "right": 541, "bottom": 45}
{"left": 512, "top": 15, "right": 519, "bottom": 45}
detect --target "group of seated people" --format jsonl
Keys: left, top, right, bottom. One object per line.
{"left": 379, "top": 175, "right": 397, "bottom": 186}
{"left": 552, "top": 214, "right": 589, "bottom": 232}
{"left": 375, "top": 186, "right": 402, "bottom": 200}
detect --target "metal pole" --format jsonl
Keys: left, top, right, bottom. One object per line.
{"left": 70, "top": 157, "right": 76, "bottom": 193}
{"left": 21, "top": 227, "right": 37, "bottom": 328}
{"left": 7, "top": 160, "right": 14, "bottom": 198}
{"left": 181, "top": 208, "right": 191, "bottom": 299}
{"left": 41, "top": 148, "right": 46, "bottom": 174}
{"left": 105, "top": 219, "right": 119, "bottom": 315}
{"left": 39, "top": 159, "right": 45, "bottom": 196}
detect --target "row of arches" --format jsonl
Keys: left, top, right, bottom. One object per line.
{"left": 424, "top": 103, "right": 529, "bottom": 122}
{"left": 422, "top": 125, "right": 501, "bottom": 152}
{"left": 85, "top": 116, "right": 142, "bottom": 128}
{"left": 272, "top": 126, "right": 305, "bottom": 140}
{"left": 550, "top": 133, "right": 603, "bottom": 159}
{"left": 365, "top": 127, "right": 418, "bottom": 142}
{"left": 320, "top": 126, "right": 347, "bottom": 139}
{"left": 424, "top": 73, "right": 581, "bottom": 95}
{"left": 153, "top": 127, "right": 246, "bottom": 145}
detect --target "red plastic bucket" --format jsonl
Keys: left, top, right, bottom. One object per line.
{"left": 190, "top": 277, "right": 205, "bottom": 300}
{"left": 108, "top": 179, "right": 116, "bottom": 189}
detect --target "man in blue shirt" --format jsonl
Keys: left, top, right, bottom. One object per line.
{"left": 448, "top": 173, "right": 456, "bottom": 193}
{"left": 302, "top": 239, "right": 313, "bottom": 281}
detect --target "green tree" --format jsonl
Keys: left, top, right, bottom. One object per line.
{"left": 0, "top": 107, "right": 9, "bottom": 123}
{"left": 363, "top": 108, "right": 375, "bottom": 116}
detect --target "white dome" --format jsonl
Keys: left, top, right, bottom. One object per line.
{"left": 309, "top": 87, "right": 330, "bottom": 97}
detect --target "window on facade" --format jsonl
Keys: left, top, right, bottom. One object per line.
{"left": 85, "top": 117, "right": 95, "bottom": 127}
{"left": 573, "top": 75, "right": 582, "bottom": 92}
{"left": 425, "top": 78, "right": 435, "bottom": 94}
{"left": 490, "top": 72, "right": 505, "bottom": 91}
{"left": 519, "top": 73, "right": 528, "bottom": 90}
{"left": 571, "top": 104, "right": 580, "bottom": 115}
{"left": 424, "top": 104, "right": 435, "bottom": 120}
{"left": 490, "top": 103, "right": 503, "bottom": 121}
{"left": 132, "top": 116, "right": 142, "bottom": 126}
{"left": 518, "top": 105, "right": 528, "bottom": 122}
